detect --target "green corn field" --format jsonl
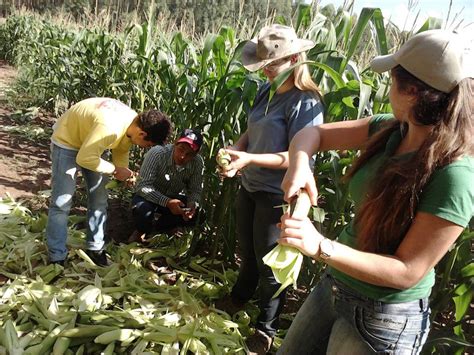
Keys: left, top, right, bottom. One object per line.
{"left": 0, "top": 1, "right": 472, "bottom": 354}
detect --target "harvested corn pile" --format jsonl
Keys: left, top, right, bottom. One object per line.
{"left": 0, "top": 196, "right": 251, "bottom": 354}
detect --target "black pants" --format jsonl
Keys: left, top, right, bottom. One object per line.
{"left": 231, "top": 187, "right": 287, "bottom": 337}
{"left": 131, "top": 194, "right": 200, "bottom": 234}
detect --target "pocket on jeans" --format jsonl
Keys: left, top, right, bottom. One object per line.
{"left": 354, "top": 306, "right": 407, "bottom": 353}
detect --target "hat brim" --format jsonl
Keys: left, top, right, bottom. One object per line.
{"left": 370, "top": 54, "right": 398, "bottom": 73}
{"left": 241, "top": 38, "right": 316, "bottom": 72}
{"left": 176, "top": 137, "right": 200, "bottom": 152}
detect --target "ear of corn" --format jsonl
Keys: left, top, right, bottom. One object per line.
{"left": 37, "top": 323, "right": 69, "bottom": 354}
{"left": 23, "top": 344, "right": 43, "bottom": 355}
{"left": 52, "top": 337, "right": 71, "bottom": 355}
{"left": 263, "top": 189, "right": 312, "bottom": 298}
{"left": 0, "top": 196, "right": 248, "bottom": 353}
{"left": 75, "top": 344, "right": 85, "bottom": 355}
{"left": 94, "top": 329, "right": 141, "bottom": 345}
{"left": 3, "top": 319, "right": 21, "bottom": 355}
{"left": 60, "top": 326, "right": 120, "bottom": 338}
{"left": 216, "top": 149, "right": 231, "bottom": 169}
{"left": 101, "top": 342, "right": 115, "bottom": 355}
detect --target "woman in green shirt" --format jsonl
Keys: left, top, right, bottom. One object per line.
{"left": 277, "top": 30, "right": 473, "bottom": 354}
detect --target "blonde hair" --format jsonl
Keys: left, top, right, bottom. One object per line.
{"left": 293, "top": 52, "right": 322, "bottom": 100}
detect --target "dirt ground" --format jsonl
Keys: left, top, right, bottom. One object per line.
{"left": 0, "top": 61, "right": 51, "bottom": 199}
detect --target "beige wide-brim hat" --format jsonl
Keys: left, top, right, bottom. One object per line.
{"left": 371, "top": 30, "right": 468, "bottom": 93}
{"left": 241, "top": 24, "right": 315, "bottom": 72}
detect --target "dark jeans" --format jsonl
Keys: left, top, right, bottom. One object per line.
{"left": 131, "top": 194, "right": 200, "bottom": 234}
{"left": 231, "top": 187, "right": 287, "bottom": 337}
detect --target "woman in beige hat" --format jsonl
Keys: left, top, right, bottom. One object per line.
{"left": 277, "top": 30, "right": 473, "bottom": 354}
{"left": 217, "top": 24, "right": 324, "bottom": 354}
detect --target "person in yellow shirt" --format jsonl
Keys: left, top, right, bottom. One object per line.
{"left": 46, "top": 97, "right": 172, "bottom": 266}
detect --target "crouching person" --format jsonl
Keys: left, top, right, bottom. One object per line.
{"left": 129, "top": 128, "right": 204, "bottom": 242}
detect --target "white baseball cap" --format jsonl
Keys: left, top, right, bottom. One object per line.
{"left": 371, "top": 30, "right": 469, "bottom": 93}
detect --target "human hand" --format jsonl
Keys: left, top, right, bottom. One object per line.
{"left": 182, "top": 202, "right": 196, "bottom": 221}
{"left": 278, "top": 212, "right": 324, "bottom": 257}
{"left": 281, "top": 165, "right": 318, "bottom": 205}
{"left": 218, "top": 167, "right": 240, "bottom": 179}
{"left": 166, "top": 199, "right": 185, "bottom": 215}
{"left": 125, "top": 171, "right": 138, "bottom": 188}
{"left": 226, "top": 150, "right": 251, "bottom": 170}
{"left": 217, "top": 147, "right": 246, "bottom": 179}
{"left": 113, "top": 167, "right": 133, "bottom": 182}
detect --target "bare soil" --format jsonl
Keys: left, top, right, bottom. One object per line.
{"left": 0, "top": 61, "right": 52, "bottom": 199}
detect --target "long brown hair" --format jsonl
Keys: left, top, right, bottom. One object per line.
{"left": 347, "top": 66, "right": 473, "bottom": 254}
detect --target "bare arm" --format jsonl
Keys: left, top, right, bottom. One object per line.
{"left": 329, "top": 213, "right": 463, "bottom": 288}
{"left": 279, "top": 211, "right": 463, "bottom": 289}
{"left": 282, "top": 118, "right": 372, "bottom": 203}
{"left": 225, "top": 150, "right": 288, "bottom": 171}
{"left": 220, "top": 130, "right": 288, "bottom": 177}
{"left": 231, "top": 129, "right": 289, "bottom": 168}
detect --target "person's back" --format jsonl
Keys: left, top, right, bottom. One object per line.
{"left": 52, "top": 97, "right": 137, "bottom": 151}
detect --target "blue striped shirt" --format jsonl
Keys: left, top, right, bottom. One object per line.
{"left": 135, "top": 144, "right": 204, "bottom": 207}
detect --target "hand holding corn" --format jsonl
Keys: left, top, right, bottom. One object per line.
{"left": 216, "top": 148, "right": 251, "bottom": 178}
{"left": 125, "top": 171, "right": 138, "bottom": 187}
{"left": 281, "top": 161, "right": 318, "bottom": 205}
{"left": 105, "top": 171, "right": 137, "bottom": 189}
{"left": 279, "top": 210, "right": 324, "bottom": 257}
{"left": 263, "top": 189, "right": 312, "bottom": 298}
{"left": 113, "top": 166, "right": 133, "bottom": 181}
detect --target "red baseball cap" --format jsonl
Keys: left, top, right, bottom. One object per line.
{"left": 176, "top": 128, "right": 203, "bottom": 152}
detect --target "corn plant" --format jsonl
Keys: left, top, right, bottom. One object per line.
{"left": 0, "top": 5, "right": 471, "bottom": 352}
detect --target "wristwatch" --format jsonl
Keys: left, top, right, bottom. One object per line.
{"left": 319, "top": 238, "right": 335, "bottom": 261}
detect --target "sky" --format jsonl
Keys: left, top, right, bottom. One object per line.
{"left": 316, "top": 0, "right": 474, "bottom": 32}
{"left": 314, "top": 0, "right": 473, "bottom": 65}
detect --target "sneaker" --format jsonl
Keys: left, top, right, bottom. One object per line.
{"left": 246, "top": 329, "right": 273, "bottom": 355}
{"left": 214, "top": 294, "right": 246, "bottom": 315}
{"left": 85, "top": 249, "right": 108, "bottom": 267}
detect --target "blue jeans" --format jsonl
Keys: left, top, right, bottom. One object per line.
{"left": 277, "top": 274, "right": 431, "bottom": 354}
{"left": 231, "top": 187, "right": 286, "bottom": 337}
{"left": 46, "top": 144, "right": 108, "bottom": 262}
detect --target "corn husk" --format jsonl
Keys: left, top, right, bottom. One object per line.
{"left": 0, "top": 196, "right": 248, "bottom": 353}
{"left": 263, "top": 189, "right": 311, "bottom": 298}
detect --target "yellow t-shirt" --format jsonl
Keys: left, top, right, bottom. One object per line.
{"left": 51, "top": 97, "right": 137, "bottom": 174}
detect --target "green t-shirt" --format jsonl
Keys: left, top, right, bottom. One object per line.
{"left": 330, "top": 114, "right": 474, "bottom": 302}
